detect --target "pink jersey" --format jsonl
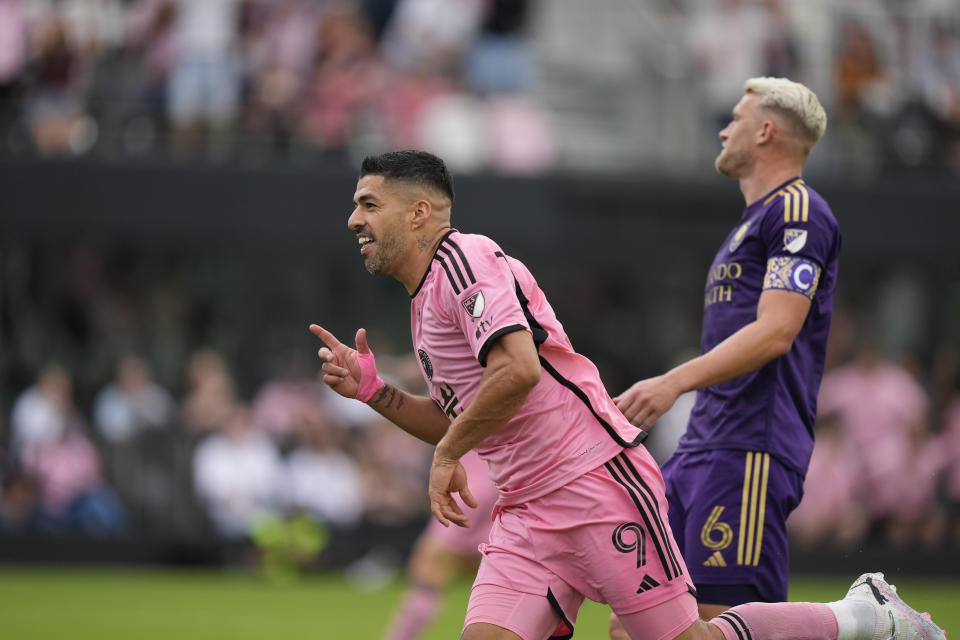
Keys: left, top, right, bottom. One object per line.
{"left": 411, "top": 231, "right": 646, "bottom": 507}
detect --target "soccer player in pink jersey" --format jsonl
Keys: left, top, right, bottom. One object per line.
{"left": 309, "top": 150, "right": 943, "bottom": 640}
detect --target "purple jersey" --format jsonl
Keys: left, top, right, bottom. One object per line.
{"left": 676, "top": 177, "right": 841, "bottom": 475}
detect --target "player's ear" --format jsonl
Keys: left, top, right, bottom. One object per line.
{"left": 757, "top": 119, "right": 775, "bottom": 145}
{"left": 409, "top": 199, "right": 432, "bottom": 229}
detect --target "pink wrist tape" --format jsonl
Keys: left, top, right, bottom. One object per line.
{"left": 355, "top": 351, "right": 385, "bottom": 402}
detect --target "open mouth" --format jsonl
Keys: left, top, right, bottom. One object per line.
{"left": 358, "top": 235, "right": 374, "bottom": 254}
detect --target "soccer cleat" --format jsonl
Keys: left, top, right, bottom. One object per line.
{"left": 844, "top": 572, "right": 946, "bottom": 640}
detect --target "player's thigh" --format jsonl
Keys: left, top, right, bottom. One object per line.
{"left": 668, "top": 450, "right": 803, "bottom": 603}
{"left": 461, "top": 622, "right": 527, "bottom": 640}
{"left": 464, "top": 583, "right": 563, "bottom": 640}
{"left": 614, "top": 591, "right": 700, "bottom": 640}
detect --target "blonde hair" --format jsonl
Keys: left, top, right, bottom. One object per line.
{"left": 744, "top": 77, "right": 827, "bottom": 156}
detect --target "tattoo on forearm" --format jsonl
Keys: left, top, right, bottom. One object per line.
{"left": 373, "top": 384, "right": 391, "bottom": 405}
{"left": 385, "top": 387, "right": 398, "bottom": 409}
{"left": 371, "top": 383, "right": 404, "bottom": 411}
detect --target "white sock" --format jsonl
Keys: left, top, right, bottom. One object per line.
{"left": 827, "top": 599, "right": 887, "bottom": 640}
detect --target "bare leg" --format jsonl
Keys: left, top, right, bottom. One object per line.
{"left": 461, "top": 622, "right": 530, "bottom": 640}
{"left": 697, "top": 603, "right": 730, "bottom": 620}
{"left": 608, "top": 603, "right": 728, "bottom": 639}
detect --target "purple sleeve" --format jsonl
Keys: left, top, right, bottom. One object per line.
{"left": 760, "top": 186, "right": 838, "bottom": 298}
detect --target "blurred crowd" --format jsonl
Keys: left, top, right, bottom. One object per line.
{"left": 787, "top": 309, "right": 960, "bottom": 551}
{"left": 0, "top": 339, "right": 439, "bottom": 577}
{"left": 0, "top": 0, "right": 552, "bottom": 173}
{"left": 0, "top": 0, "right": 958, "bottom": 174}
{"left": 789, "top": 340, "right": 960, "bottom": 547}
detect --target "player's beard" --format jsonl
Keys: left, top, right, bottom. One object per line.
{"left": 364, "top": 229, "right": 407, "bottom": 276}
{"left": 715, "top": 145, "right": 750, "bottom": 178}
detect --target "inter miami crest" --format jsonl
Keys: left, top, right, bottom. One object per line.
{"left": 462, "top": 290, "right": 485, "bottom": 318}
{"left": 418, "top": 349, "right": 433, "bottom": 380}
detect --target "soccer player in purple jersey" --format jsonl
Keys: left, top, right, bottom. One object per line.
{"left": 611, "top": 76, "right": 841, "bottom": 636}
{"left": 310, "top": 150, "right": 942, "bottom": 640}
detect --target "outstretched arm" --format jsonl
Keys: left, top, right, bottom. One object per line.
{"left": 615, "top": 289, "right": 811, "bottom": 428}
{"left": 428, "top": 330, "right": 541, "bottom": 528}
{"left": 310, "top": 324, "right": 450, "bottom": 444}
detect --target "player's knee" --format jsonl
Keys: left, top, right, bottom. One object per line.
{"left": 673, "top": 618, "right": 724, "bottom": 640}
{"left": 697, "top": 602, "right": 732, "bottom": 620}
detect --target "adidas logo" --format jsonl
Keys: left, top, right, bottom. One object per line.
{"left": 703, "top": 551, "right": 727, "bottom": 567}
{"left": 634, "top": 574, "right": 661, "bottom": 593}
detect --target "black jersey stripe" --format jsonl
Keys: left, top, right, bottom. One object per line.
{"left": 493, "top": 251, "right": 646, "bottom": 447}
{"left": 444, "top": 237, "right": 476, "bottom": 283}
{"left": 540, "top": 358, "right": 647, "bottom": 447}
{"left": 437, "top": 244, "right": 469, "bottom": 290}
{"left": 513, "top": 281, "right": 549, "bottom": 346}
{"left": 609, "top": 453, "right": 682, "bottom": 579}
{"left": 434, "top": 255, "right": 461, "bottom": 294}
{"left": 412, "top": 230, "right": 458, "bottom": 298}
{"left": 605, "top": 458, "right": 675, "bottom": 581}
{"left": 612, "top": 453, "right": 683, "bottom": 578}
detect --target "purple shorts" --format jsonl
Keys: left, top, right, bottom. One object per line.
{"left": 661, "top": 449, "right": 804, "bottom": 604}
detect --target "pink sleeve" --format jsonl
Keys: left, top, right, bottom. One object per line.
{"left": 437, "top": 237, "right": 530, "bottom": 366}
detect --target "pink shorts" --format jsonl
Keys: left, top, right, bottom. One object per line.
{"left": 423, "top": 450, "right": 498, "bottom": 555}
{"left": 466, "top": 448, "right": 695, "bottom": 638}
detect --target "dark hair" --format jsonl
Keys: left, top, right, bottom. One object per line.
{"left": 359, "top": 150, "right": 455, "bottom": 203}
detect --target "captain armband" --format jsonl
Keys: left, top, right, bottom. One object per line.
{"left": 762, "top": 257, "right": 821, "bottom": 300}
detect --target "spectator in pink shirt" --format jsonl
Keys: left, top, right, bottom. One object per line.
{"left": 787, "top": 416, "right": 868, "bottom": 548}
{"left": 817, "top": 341, "right": 930, "bottom": 525}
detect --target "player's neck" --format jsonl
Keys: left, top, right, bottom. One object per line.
{"left": 738, "top": 160, "right": 803, "bottom": 206}
{"left": 396, "top": 225, "right": 452, "bottom": 295}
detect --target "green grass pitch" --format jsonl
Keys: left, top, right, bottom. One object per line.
{"left": 0, "top": 567, "right": 953, "bottom": 638}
